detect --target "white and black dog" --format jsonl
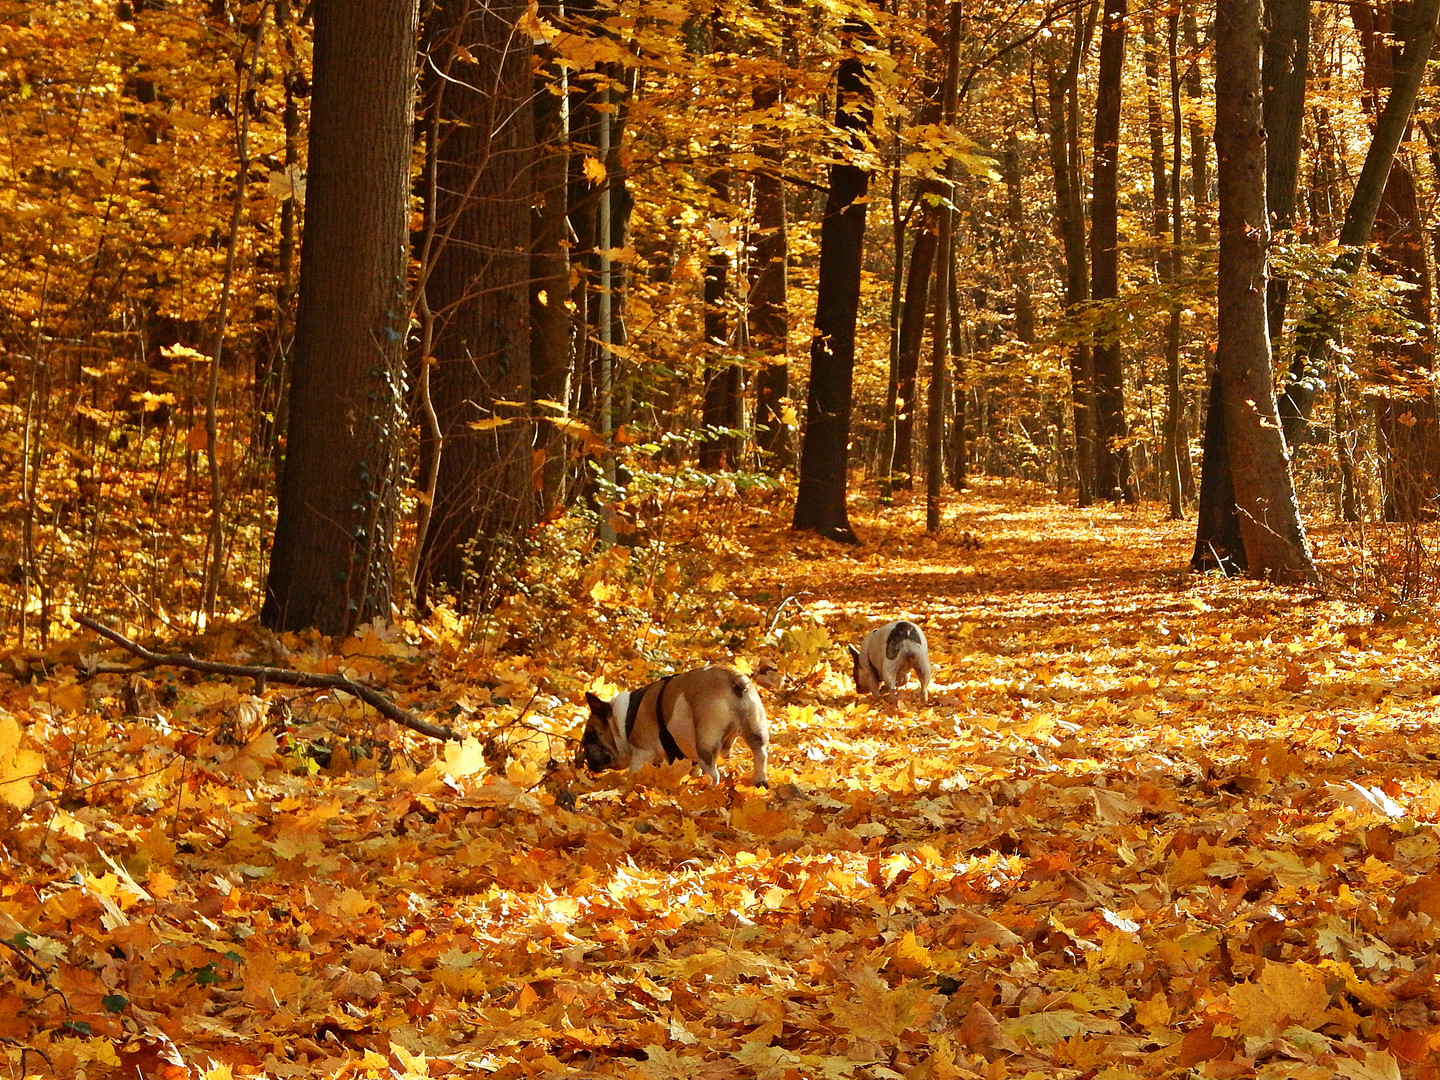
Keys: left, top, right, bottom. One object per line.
{"left": 581, "top": 667, "right": 769, "bottom": 786}
{"left": 848, "top": 621, "right": 931, "bottom": 703}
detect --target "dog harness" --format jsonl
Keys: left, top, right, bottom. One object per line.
{"left": 624, "top": 675, "right": 684, "bottom": 763}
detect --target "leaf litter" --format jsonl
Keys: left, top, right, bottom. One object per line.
{"left": 5, "top": 481, "right": 1440, "bottom": 1078}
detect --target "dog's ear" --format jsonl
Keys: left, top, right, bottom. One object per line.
{"left": 845, "top": 645, "right": 859, "bottom": 661}
{"left": 585, "top": 691, "right": 608, "bottom": 714}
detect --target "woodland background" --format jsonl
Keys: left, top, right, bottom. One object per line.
{"left": 9, "top": 0, "right": 1440, "bottom": 1077}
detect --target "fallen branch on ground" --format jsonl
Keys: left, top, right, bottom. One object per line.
{"left": 74, "top": 614, "right": 457, "bottom": 742}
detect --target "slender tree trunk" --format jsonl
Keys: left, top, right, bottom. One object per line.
{"left": 1090, "top": 0, "right": 1135, "bottom": 503}
{"left": 926, "top": 4, "right": 961, "bottom": 532}
{"left": 749, "top": 79, "right": 790, "bottom": 471}
{"left": 531, "top": 0, "right": 574, "bottom": 518}
{"left": 262, "top": 0, "right": 418, "bottom": 634}
{"left": 890, "top": 0, "right": 945, "bottom": 493}
{"left": 415, "top": 0, "right": 535, "bottom": 607}
{"left": 1262, "top": 0, "right": 1308, "bottom": 343}
{"left": 1044, "top": 2, "right": 1099, "bottom": 505}
{"left": 701, "top": 168, "right": 740, "bottom": 471}
{"left": 1164, "top": 11, "right": 1191, "bottom": 518}
{"left": 1183, "top": 8, "right": 1211, "bottom": 247}
{"left": 1194, "top": 0, "right": 1316, "bottom": 584}
{"left": 793, "top": 18, "right": 874, "bottom": 543}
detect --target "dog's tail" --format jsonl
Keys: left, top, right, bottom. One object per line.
{"left": 885, "top": 621, "right": 923, "bottom": 660}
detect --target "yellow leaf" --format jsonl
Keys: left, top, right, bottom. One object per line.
{"left": 468, "top": 416, "right": 513, "bottom": 432}
{"left": 444, "top": 736, "right": 486, "bottom": 779}
{"left": 1134, "top": 993, "right": 1172, "bottom": 1030}
{"left": 0, "top": 715, "right": 43, "bottom": 809}
{"left": 583, "top": 156, "right": 607, "bottom": 185}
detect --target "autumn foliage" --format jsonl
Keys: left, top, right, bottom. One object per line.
{"left": 2, "top": 485, "right": 1440, "bottom": 1079}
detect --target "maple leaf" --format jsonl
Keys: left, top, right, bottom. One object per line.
{"left": 830, "top": 964, "right": 944, "bottom": 1047}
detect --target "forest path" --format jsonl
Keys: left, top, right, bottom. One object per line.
{"left": 9, "top": 483, "right": 1440, "bottom": 1078}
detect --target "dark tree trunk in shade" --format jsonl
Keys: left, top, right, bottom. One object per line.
{"left": 414, "top": 0, "right": 535, "bottom": 607}
{"left": 1193, "top": 0, "right": 1316, "bottom": 584}
{"left": 1089, "top": 0, "right": 1136, "bottom": 503}
{"left": 793, "top": 19, "right": 873, "bottom": 543}
{"left": 749, "top": 77, "right": 790, "bottom": 469}
{"left": 262, "top": 0, "right": 418, "bottom": 635}
{"left": 700, "top": 169, "right": 741, "bottom": 471}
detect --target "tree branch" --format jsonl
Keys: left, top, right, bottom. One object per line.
{"left": 75, "top": 614, "right": 457, "bottom": 742}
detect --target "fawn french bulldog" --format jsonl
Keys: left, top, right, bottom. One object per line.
{"left": 581, "top": 666, "right": 769, "bottom": 786}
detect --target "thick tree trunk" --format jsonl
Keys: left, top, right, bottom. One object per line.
{"left": 793, "top": 19, "right": 873, "bottom": 543}
{"left": 1196, "top": 0, "right": 1316, "bottom": 584}
{"left": 1090, "top": 0, "right": 1135, "bottom": 503}
{"left": 262, "top": 0, "right": 418, "bottom": 635}
{"left": 415, "top": 0, "right": 535, "bottom": 607}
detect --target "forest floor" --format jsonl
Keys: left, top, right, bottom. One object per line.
{"left": 6, "top": 480, "right": 1440, "bottom": 1079}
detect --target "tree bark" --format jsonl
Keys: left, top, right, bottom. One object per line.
{"left": 262, "top": 0, "right": 418, "bottom": 635}
{"left": 926, "top": 3, "right": 961, "bottom": 533}
{"left": 749, "top": 79, "right": 790, "bottom": 471}
{"left": 1262, "top": 0, "right": 1308, "bottom": 342}
{"left": 793, "top": 18, "right": 873, "bottom": 543}
{"left": 415, "top": 0, "right": 535, "bottom": 607}
{"left": 700, "top": 169, "right": 740, "bottom": 471}
{"left": 1164, "top": 11, "right": 1192, "bottom": 518}
{"left": 1194, "top": 0, "right": 1316, "bottom": 584}
{"left": 1043, "top": 2, "right": 1099, "bottom": 505}
{"left": 530, "top": 0, "right": 574, "bottom": 518}
{"left": 1090, "top": 0, "right": 1136, "bottom": 503}
{"left": 888, "top": 0, "right": 945, "bottom": 493}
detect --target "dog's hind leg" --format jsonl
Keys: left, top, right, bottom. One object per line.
{"left": 915, "top": 654, "right": 932, "bottom": 704}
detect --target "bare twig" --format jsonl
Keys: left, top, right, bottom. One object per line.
{"left": 75, "top": 614, "right": 457, "bottom": 742}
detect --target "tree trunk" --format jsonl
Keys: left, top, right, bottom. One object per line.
{"left": 415, "top": 0, "right": 535, "bottom": 607}
{"left": 531, "top": 0, "right": 574, "bottom": 518}
{"left": 1044, "top": 2, "right": 1099, "bottom": 505}
{"left": 749, "top": 79, "right": 790, "bottom": 471}
{"left": 700, "top": 168, "right": 740, "bottom": 471}
{"left": 1164, "top": 10, "right": 1192, "bottom": 518}
{"left": 926, "top": 3, "right": 961, "bottom": 532}
{"left": 888, "top": 0, "right": 945, "bottom": 493}
{"left": 1090, "top": 0, "right": 1135, "bottom": 503}
{"left": 793, "top": 18, "right": 873, "bottom": 543}
{"left": 1262, "top": 0, "right": 1308, "bottom": 342}
{"left": 1196, "top": 0, "right": 1316, "bottom": 584}
{"left": 262, "top": 0, "right": 418, "bottom": 635}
